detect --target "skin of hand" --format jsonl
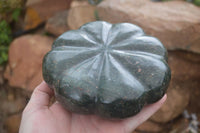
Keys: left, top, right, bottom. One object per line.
{"left": 19, "top": 82, "right": 167, "bottom": 133}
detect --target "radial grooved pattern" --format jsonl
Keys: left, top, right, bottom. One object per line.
{"left": 43, "top": 21, "right": 171, "bottom": 119}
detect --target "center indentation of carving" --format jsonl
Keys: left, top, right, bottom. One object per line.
{"left": 101, "top": 45, "right": 111, "bottom": 54}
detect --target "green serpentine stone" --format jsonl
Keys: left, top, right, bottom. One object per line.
{"left": 42, "top": 21, "right": 171, "bottom": 119}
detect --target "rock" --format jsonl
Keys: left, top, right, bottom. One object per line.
{"left": 0, "top": 67, "right": 4, "bottom": 84}
{"left": 179, "top": 53, "right": 200, "bottom": 120}
{"left": 0, "top": 97, "right": 26, "bottom": 115}
{"left": 45, "top": 10, "right": 69, "bottom": 36}
{"left": 24, "top": 0, "right": 72, "bottom": 29}
{"left": 136, "top": 120, "right": 163, "bottom": 132}
{"left": 4, "top": 114, "right": 21, "bottom": 133}
{"left": 150, "top": 83, "right": 190, "bottom": 123}
{"left": 169, "top": 117, "right": 190, "bottom": 133}
{"left": 97, "top": 0, "right": 200, "bottom": 54}
{"left": 70, "top": 0, "right": 89, "bottom": 8}
{"left": 4, "top": 35, "right": 53, "bottom": 91}
{"left": 0, "top": 120, "right": 6, "bottom": 133}
{"left": 150, "top": 51, "right": 200, "bottom": 123}
{"left": 26, "top": 0, "right": 43, "bottom": 6}
{"left": 67, "top": 5, "right": 97, "bottom": 30}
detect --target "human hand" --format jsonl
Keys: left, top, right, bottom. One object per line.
{"left": 19, "top": 82, "right": 166, "bottom": 133}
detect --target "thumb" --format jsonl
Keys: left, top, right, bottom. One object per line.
{"left": 124, "top": 94, "right": 167, "bottom": 132}
{"left": 25, "top": 81, "right": 54, "bottom": 111}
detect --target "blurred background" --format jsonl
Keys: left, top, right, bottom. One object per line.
{"left": 0, "top": 0, "right": 200, "bottom": 133}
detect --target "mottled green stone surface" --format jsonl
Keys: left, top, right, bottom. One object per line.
{"left": 42, "top": 21, "right": 171, "bottom": 119}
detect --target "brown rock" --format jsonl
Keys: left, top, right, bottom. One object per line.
{"left": 136, "top": 120, "right": 163, "bottom": 132}
{"left": 67, "top": 5, "right": 97, "bottom": 30}
{"left": 150, "top": 51, "right": 200, "bottom": 123}
{"left": 176, "top": 52, "right": 200, "bottom": 120}
{"left": 151, "top": 83, "right": 190, "bottom": 123}
{"left": 169, "top": 118, "right": 190, "bottom": 133}
{"left": 0, "top": 67, "right": 4, "bottom": 84}
{"left": 0, "top": 98, "right": 26, "bottom": 115}
{"left": 4, "top": 114, "right": 21, "bottom": 133}
{"left": 26, "top": 0, "right": 43, "bottom": 6}
{"left": 97, "top": 0, "right": 200, "bottom": 54}
{"left": 24, "top": 0, "right": 72, "bottom": 29}
{"left": 45, "top": 10, "right": 69, "bottom": 36}
{"left": 70, "top": 0, "right": 89, "bottom": 8}
{"left": 4, "top": 35, "right": 53, "bottom": 91}
{"left": 24, "top": 7, "right": 42, "bottom": 30}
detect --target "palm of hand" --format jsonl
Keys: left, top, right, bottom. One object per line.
{"left": 19, "top": 82, "right": 166, "bottom": 133}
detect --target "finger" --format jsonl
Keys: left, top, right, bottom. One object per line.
{"left": 124, "top": 94, "right": 167, "bottom": 132}
{"left": 50, "top": 101, "right": 72, "bottom": 115}
{"left": 50, "top": 101, "right": 63, "bottom": 110}
{"left": 26, "top": 81, "right": 54, "bottom": 110}
{"left": 50, "top": 101, "right": 65, "bottom": 112}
